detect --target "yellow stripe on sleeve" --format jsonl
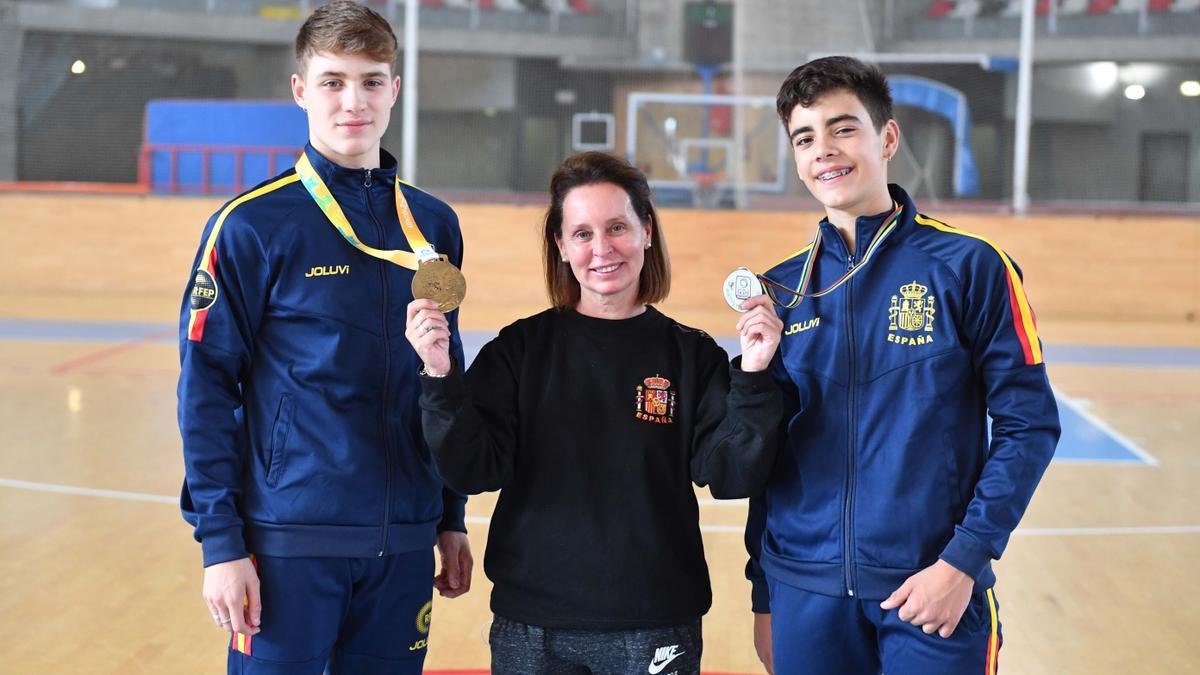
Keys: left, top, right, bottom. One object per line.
{"left": 186, "top": 174, "right": 301, "bottom": 337}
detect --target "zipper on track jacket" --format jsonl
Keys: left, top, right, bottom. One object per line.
{"left": 843, "top": 251, "right": 857, "bottom": 597}
{"left": 364, "top": 168, "right": 394, "bottom": 556}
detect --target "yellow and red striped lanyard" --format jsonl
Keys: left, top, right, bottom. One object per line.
{"left": 760, "top": 202, "right": 903, "bottom": 309}
{"left": 295, "top": 153, "right": 438, "bottom": 271}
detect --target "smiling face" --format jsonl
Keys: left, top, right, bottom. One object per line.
{"left": 555, "top": 182, "right": 652, "bottom": 318}
{"left": 291, "top": 50, "right": 400, "bottom": 169}
{"left": 787, "top": 88, "right": 899, "bottom": 226}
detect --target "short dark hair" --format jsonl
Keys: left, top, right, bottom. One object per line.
{"left": 776, "top": 56, "right": 893, "bottom": 131}
{"left": 543, "top": 152, "right": 670, "bottom": 310}
{"left": 295, "top": 0, "right": 398, "bottom": 73}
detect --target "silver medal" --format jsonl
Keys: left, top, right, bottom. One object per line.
{"left": 722, "top": 267, "right": 764, "bottom": 312}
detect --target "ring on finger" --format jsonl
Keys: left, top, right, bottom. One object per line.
{"left": 219, "top": 617, "right": 232, "bottom": 625}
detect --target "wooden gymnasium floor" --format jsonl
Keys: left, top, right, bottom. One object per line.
{"left": 1, "top": 194, "right": 1198, "bottom": 673}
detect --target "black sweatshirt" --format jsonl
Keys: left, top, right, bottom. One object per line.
{"left": 418, "top": 306, "right": 781, "bottom": 629}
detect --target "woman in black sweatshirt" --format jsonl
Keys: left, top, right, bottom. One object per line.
{"left": 404, "top": 152, "right": 783, "bottom": 674}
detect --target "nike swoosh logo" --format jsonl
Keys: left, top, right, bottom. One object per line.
{"left": 648, "top": 650, "right": 684, "bottom": 674}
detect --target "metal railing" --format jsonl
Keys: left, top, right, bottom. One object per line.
{"left": 139, "top": 143, "right": 303, "bottom": 195}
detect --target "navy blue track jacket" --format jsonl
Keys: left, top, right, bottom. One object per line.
{"left": 746, "top": 184, "right": 1060, "bottom": 609}
{"left": 178, "top": 145, "right": 466, "bottom": 567}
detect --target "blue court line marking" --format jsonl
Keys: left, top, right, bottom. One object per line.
{"left": 1042, "top": 343, "right": 1200, "bottom": 369}
{"left": 714, "top": 337, "right": 1155, "bottom": 465}
{"left": 0, "top": 319, "right": 177, "bottom": 343}
{"left": 711, "top": 336, "right": 1200, "bottom": 369}
{"left": 5, "top": 479, "right": 1199, "bottom": 537}
{"left": 0, "top": 320, "right": 1175, "bottom": 465}
{"left": 4, "top": 319, "right": 1200, "bottom": 369}
{"left": 1051, "top": 393, "right": 1157, "bottom": 465}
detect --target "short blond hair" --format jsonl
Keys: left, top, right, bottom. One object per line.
{"left": 295, "top": 0, "right": 398, "bottom": 73}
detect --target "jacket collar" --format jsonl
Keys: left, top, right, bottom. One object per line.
{"left": 817, "top": 183, "right": 916, "bottom": 261}
{"left": 301, "top": 143, "right": 399, "bottom": 195}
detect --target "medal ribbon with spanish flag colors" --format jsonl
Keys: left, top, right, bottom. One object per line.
{"left": 759, "top": 201, "right": 903, "bottom": 309}
{"left": 295, "top": 153, "right": 439, "bottom": 270}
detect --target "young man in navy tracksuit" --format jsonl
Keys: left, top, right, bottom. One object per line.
{"left": 177, "top": 2, "right": 472, "bottom": 672}
{"left": 745, "top": 56, "right": 1060, "bottom": 674}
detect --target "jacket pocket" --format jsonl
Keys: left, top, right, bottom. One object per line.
{"left": 266, "top": 394, "right": 294, "bottom": 488}
{"left": 958, "top": 588, "right": 998, "bottom": 637}
{"left": 942, "top": 430, "right": 964, "bottom": 518}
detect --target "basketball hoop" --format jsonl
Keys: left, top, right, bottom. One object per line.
{"left": 690, "top": 171, "right": 723, "bottom": 209}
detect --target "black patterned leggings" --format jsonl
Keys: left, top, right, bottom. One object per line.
{"left": 489, "top": 614, "right": 703, "bottom": 675}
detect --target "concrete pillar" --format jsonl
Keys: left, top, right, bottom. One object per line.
{"left": 0, "top": 2, "right": 24, "bottom": 181}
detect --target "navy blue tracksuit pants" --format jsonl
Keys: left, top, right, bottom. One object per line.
{"left": 769, "top": 576, "right": 1002, "bottom": 675}
{"left": 227, "top": 549, "right": 434, "bottom": 675}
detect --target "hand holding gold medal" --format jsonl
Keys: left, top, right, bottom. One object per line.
{"left": 406, "top": 251, "right": 464, "bottom": 377}
{"left": 412, "top": 255, "right": 467, "bottom": 313}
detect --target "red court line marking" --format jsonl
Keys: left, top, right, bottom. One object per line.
{"left": 0, "top": 181, "right": 149, "bottom": 195}
{"left": 66, "top": 367, "right": 179, "bottom": 378}
{"left": 48, "top": 327, "right": 176, "bottom": 375}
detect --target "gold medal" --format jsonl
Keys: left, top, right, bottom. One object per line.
{"left": 412, "top": 255, "right": 467, "bottom": 313}
{"left": 295, "top": 152, "right": 465, "bottom": 311}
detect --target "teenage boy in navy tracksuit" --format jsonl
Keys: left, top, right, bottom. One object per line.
{"left": 177, "top": 2, "right": 472, "bottom": 673}
{"left": 745, "top": 56, "right": 1060, "bottom": 674}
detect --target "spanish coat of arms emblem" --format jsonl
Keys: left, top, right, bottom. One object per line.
{"left": 634, "top": 375, "right": 676, "bottom": 425}
{"left": 888, "top": 280, "right": 937, "bottom": 333}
